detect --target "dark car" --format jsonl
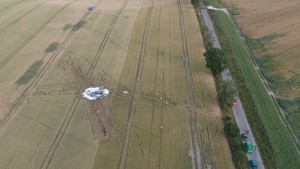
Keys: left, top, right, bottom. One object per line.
{"left": 241, "top": 133, "right": 248, "bottom": 141}
{"left": 249, "top": 160, "right": 258, "bottom": 169}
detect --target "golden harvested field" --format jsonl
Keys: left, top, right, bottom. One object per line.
{"left": 0, "top": 0, "right": 234, "bottom": 169}
{"left": 222, "top": 0, "right": 300, "bottom": 97}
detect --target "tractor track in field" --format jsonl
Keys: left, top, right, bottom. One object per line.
{"left": 0, "top": 0, "right": 75, "bottom": 69}
{"left": 38, "top": 0, "right": 132, "bottom": 168}
{"left": 0, "top": 0, "right": 78, "bottom": 129}
{"left": 147, "top": 5, "right": 161, "bottom": 168}
{"left": 0, "top": 0, "right": 28, "bottom": 13}
{"left": 157, "top": 8, "right": 164, "bottom": 169}
{"left": 0, "top": 1, "right": 47, "bottom": 34}
{"left": 37, "top": 10, "right": 94, "bottom": 169}
{"left": 158, "top": 69, "right": 165, "bottom": 169}
{"left": 117, "top": 0, "right": 153, "bottom": 168}
{"left": 177, "top": 1, "right": 203, "bottom": 169}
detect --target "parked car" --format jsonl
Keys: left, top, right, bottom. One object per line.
{"left": 244, "top": 142, "right": 253, "bottom": 153}
{"left": 249, "top": 160, "right": 258, "bottom": 169}
{"left": 241, "top": 133, "right": 248, "bottom": 141}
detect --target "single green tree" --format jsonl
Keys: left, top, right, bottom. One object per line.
{"left": 218, "top": 80, "right": 237, "bottom": 110}
{"left": 223, "top": 115, "right": 239, "bottom": 138}
{"left": 203, "top": 48, "right": 225, "bottom": 75}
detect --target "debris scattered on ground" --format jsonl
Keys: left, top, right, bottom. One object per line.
{"left": 82, "top": 86, "right": 109, "bottom": 100}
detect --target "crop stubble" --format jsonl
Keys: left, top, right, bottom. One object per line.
{"left": 0, "top": 0, "right": 233, "bottom": 169}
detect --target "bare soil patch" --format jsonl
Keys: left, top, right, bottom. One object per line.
{"left": 71, "top": 62, "right": 120, "bottom": 141}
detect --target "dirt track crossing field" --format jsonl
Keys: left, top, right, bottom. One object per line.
{"left": 0, "top": 0, "right": 234, "bottom": 169}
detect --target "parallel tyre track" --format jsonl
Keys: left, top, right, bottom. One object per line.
{"left": 0, "top": 0, "right": 28, "bottom": 13}
{"left": 0, "top": 1, "right": 47, "bottom": 34}
{"left": 38, "top": 0, "right": 131, "bottom": 168}
{"left": 177, "top": 1, "right": 203, "bottom": 169}
{"left": 117, "top": 0, "right": 153, "bottom": 168}
{"left": 147, "top": 5, "right": 161, "bottom": 168}
{"left": 0, "top": 1, "right": 75, "bottom": 69}
{"left": 0, "top": 0, "right": 77, "bottom": 129}
{"left": 38, "top": 8, "right": 95, "bottom": 169}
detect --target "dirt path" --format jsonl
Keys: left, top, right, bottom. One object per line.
{"left": 178, "top": 1, "right": 204, "bottom": 168}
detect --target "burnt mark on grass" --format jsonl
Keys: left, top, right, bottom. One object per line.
{"left": 45, "top": 42, "right": 59, "bottom": 53}
{"left": 72, "top": 21, "right": 86, "bottom": 31}
{"left": 63, "top": 24, "right": 73, "bottom": 31}
{"left": 16, "top": 61, "right": 43, "bottom": 85}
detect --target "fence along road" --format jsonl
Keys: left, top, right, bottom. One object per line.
{"left": 200, "top": 5, "right": 265, "bottom": 169}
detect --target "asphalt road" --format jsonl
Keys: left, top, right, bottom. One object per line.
{"left": 200, "top": 6, "right": 265, "bottom": 169}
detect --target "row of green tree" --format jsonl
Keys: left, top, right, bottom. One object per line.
{"left": 204, "top": 48, "right": 249, "bottom": 168}
{"left": 204, "top": 48, "right": 236, "bottom": 108}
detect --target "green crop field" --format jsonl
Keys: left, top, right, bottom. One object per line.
{"left": 206, "top": 0, "right": 300, "bottom": 168}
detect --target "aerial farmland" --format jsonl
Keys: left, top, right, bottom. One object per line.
{"left": 0, "top": 0, "right": 234, "bottom": 169}
{"left": 206, "top": 0, "right": 300, "bottom": 168}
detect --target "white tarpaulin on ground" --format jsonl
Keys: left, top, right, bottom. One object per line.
{"left": 82, "top": 86, "right": 109, "bottom": 100}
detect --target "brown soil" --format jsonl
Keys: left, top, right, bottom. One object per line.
{"left": 71, "top": 61, "right": 120, "bottom": 140}
{"left": 87, "top": 98, "right": 120, "bottom": 140}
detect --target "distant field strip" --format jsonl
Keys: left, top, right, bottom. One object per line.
{"left": 212, "top": 9, "right": 300, "bottom": 169}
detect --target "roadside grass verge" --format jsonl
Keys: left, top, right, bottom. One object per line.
{"left": 204, "top": 0, "right": 222, "bottom": 8}
{"left": 208, "top": 3, "right": 300, "bottom": 169}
